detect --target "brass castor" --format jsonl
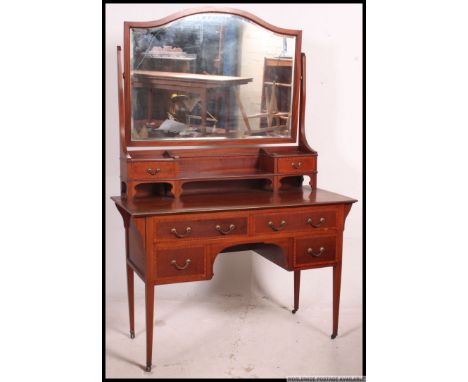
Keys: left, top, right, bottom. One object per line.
{"left": 145, "top": 365, "right": 152, "bottom": 372}
{"left": 130, "top": 331, "right": 135, "bottom": 339}
{"left": 331, "top": 334, "right": 337, "bottom": 339}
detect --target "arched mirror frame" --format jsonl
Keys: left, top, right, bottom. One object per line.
{"left": 122, "top": 7, "right": 302, "bottom": 147}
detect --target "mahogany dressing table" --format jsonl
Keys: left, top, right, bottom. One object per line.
{"left": 111, "top": 8, "right": 357, "bottom": 372}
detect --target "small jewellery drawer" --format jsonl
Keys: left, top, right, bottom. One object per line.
{"left": 295, "top": 235, "right": 337, "bottom": 266}
{"left": 254, "top": 208, "right": 337, "bottom": 234}
{"left": 129, "top": 161, "right": 177, "bottom": 180}
{"left": 155, "top": 216, "right": 248, "bottom": 240}
{"left": 277, "top": 156, "right": 315, "bottom": 174}
{"left": 155, "top": 247, "right": 206, "bottom": 279}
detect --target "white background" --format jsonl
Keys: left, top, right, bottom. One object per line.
{"left": 1, "top": 1, "right": 468, "bottom": 381}
{"left": 105, "top": 4, "right": 362, "bottom": 377}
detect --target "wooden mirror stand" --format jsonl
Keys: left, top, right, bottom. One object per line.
{"left": 117, "top": 7, "right": 316, "bottom": 201}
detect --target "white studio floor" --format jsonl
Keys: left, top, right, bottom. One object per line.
{"left": 105, "top": 292, "right": 362, "bottom": 378}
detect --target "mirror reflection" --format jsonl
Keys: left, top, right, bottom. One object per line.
{"left": 130, "top": 13, "right": 296, "bottom": 141}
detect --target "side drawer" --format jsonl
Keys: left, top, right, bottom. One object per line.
{"left": 155, "top": 246, "right": 206, "bottom": 280}
{"left": 277, "top": 156, "right": 316, "bottom": 174}
{"left": 254, "top": 208, "right": 337, "bottom": 234}
{"left": 128, "top": 161, "right": 177, "bottom": 180}
{"left": 155, "top": 216, "right": 248, "bottom": 240}
{"left": 295, "top": 235, "right": 337, "bottom": 267}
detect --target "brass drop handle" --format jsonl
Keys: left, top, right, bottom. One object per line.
{"left": 307, "top": 246, "right": 325, "bottom": 257}
{"left": 146, "top": 168, "right": 161, "bottom": 175}
{"left": 291, "top": 162, "right": 303, "bottom": 169}
{"left": 171, "top": 259, "right": 191, "bottom": 270}
{"left": 307, "top": 217, "right": 326, "bottom": 228}
{"left": 216, "top": 224, "right": 236, "bottom": 235}
{"left": 268, "top": 220, "right": 286, "bottom": 231}
{"left": 170, "top": 226, "right": 192, "bottom": 238}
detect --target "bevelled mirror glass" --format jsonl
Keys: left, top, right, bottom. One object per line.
{"left": 129, "top": 13, "right": 296, "bottom": 141}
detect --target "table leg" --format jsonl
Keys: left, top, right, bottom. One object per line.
{"left": 116, "top": 205, "right": 135, "bottom": 340}
{"left": 225, "top": 88, "right": 231, "bottom": 128}
{"left": 146, "top": 88, "right": 153, "bottom": 123}
{"left": 145, "top": 283, "right": 155, "bottom": 372}
{"left": 200, "top": 88, "right": 207, "bottom": 132}
{"left": 233, "top": 86, "right": 251, "bottom": 132}
{"left": 331, "top": 263, "right": 342, "bottom": 339}
{"left": 292, "top": 270, "right": 301, "bottom": 314}
{"left": 214, "top": 88, "right": 221, "bottom": 120}
{"left": 126, "top": 264, "right": 135, "bottom": 339}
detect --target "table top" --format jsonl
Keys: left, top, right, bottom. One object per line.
{"left": 111, "top": 187, "right": 357, "bottom": 217}
{"left": 132, "top": 70, "right": 253, "bottom": 87}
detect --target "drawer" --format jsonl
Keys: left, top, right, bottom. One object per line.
{"left": 155, "top": 246, "right": 206, "bottom": 279}
{"left": 129, "top": 161, "right": 177, "bottom": 180}
{"left": 295, "top": 235, "right": 337, "bottom": 267}
{"left": 254, "top": 208, "right": 337, "bottom": 234}
{"left": 277, "top": 156, "right": 315, "bottom": 174}
{"left": 155, "top": 216, "right": 248, "bottom": 240}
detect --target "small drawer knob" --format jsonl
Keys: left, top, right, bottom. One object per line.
{"left": 291, "top": 162, "right": 303, "bottom": 169}
{"left": 307, "top": 246, "right": 325, "bottom": 257}
{"left": 146, "top": 168, "right": 161, "bottom": 175}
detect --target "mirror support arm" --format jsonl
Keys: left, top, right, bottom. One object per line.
{"left": 298, "top": 52, "right": 315, "bottom": 154}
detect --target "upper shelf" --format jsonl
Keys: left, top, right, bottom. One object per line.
{"left": 124, "top": 146, "right": 315, "bottom": 160}
{"left": 122, "top": 7, "right": 303, "bottom": 147}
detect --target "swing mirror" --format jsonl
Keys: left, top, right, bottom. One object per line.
{"left": 124, "top": 10, "right": 301, "bottom": 145}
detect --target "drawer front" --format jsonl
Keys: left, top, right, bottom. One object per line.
{"left": 155, "top": 216, "right": 248, "bottom": 240}
{"left": 129, "top": 161, "right": 177, "bottom": 180}
{"left": 277, "top": 156, "right": 315, "bottom": 174}
{"left": 254, "top": 208, "right": 337, "bottom": 234}
{"left": 295, "top": 235, "right": 337, "bottom": 266}
{"left": 156, "top": 246, "right": 206, "bottom": 279}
